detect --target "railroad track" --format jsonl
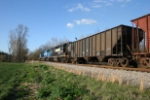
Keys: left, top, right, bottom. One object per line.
{"left": 77, "top": 64, "right": 150, "bottom": 73}
{"left": 42, "top": 61, "right": 150, "bottom": 73}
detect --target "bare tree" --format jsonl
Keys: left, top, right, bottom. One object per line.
{"left": 41, "top": 37, "right": 70, "bottom": 50}
{"left": 9, "top": 24, "right": 28, "bottom": 62}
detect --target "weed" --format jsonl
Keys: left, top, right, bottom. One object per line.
{"left": 36, "top": 87, "right": 51, "bottom": 98}
{"left": 140, "top": 79, "right": 145, "bottom": 91}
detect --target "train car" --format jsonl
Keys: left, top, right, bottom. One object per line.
{"left": 131, "top": 13, "right": 150, "bottom": 68}
{"left": 39, "top": 50, "right": 48, "bottom": 61}
{"left": 46, "top": 49, "right": 53, "bottom": 61}
{"left": 71, "top": 25, "right": 143, "bottom": 67}
{"left": 48, "top": 42, "right": 72, "bottom": 62}
{"left": 40, "top": 49, "right": 53, "bottom": 61}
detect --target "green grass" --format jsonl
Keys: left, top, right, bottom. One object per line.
{"left": 0, "top": 62, "right": 150, "bottom": 100}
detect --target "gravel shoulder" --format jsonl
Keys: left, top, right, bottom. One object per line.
{"left": 44, "top": 62, "right": 150, "bottom": 89}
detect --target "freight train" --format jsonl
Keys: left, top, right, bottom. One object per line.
{"left": 40, "top": 14, "right": 150, "bottom": 68}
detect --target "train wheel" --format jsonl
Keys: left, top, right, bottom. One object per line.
{"left": 120, "top": 58, "right": 129, "bottom": 67}
{"left": 139, "top": 58, "right": 148, "bottom": 68}
{"left": 108, "top": 58, "right": 115, "bottom": 66}
{"left": 71, "top": 59, "right": 76, "bottom": 64}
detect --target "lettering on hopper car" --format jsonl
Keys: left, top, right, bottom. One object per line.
{"left": 96, "top": 52, "right": 100, "bottom": 56}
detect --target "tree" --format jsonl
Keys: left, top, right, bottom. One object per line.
{"left": 0, "top": 51, "right": 10, "bottom": 62}
{"left": 9, "top": 24, "right": 28, "bottom": 62}
{"left": 28, "top": 48, "right": 42, "bottom": 60}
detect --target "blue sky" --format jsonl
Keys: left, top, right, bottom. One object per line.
{"left": 0, "top": 0, "right": 150, "bottom": 53}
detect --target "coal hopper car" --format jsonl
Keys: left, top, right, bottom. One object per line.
{"left": 70, "top": 25, "right": 143, "bottom": 67}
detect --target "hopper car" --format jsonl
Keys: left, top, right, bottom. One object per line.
{"left": 70, "top": 25, "right": 143, "bottom": 67}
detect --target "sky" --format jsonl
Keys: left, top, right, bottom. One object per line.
{"left": 0, "top": 0, "right": 150, "bottom": 53}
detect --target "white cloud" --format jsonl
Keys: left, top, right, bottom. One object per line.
{"left": 121, "top": 4, "right": 126, "bottom": 7}
{"left": 92, "top": 0, "right": 131, "bottom": 7}
{"left": 68, "top": 3, "right": 90, "bottom": 12}
{"left": 106, "top": 2, "right": 112, "bottom": 6}
{"left": 91, "top": 4, "right": 101, "bottom": 8}
{"left": 93, "top": 0, "right": 112, "bottom": 7}
{"left": 94, "top": 0, "right": 107, "bottom": 3}
{"left": 117, "top": 0, "right": 131, "bottom": 2}
{"left": 66, "top": 19, "right": 97, "bottom": 28}
{"left": 94, "top": 0, "right": 130, "bottom": 2}
{"left": 66, "top": 23, "right": 74, "bottom": 28}
{"left": 75, "top": 19, "right": 97, "bottom": 25}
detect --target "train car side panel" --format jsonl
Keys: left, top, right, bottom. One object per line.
{"left": 86, "top": 38, "right": 89, "bottom": 57}
{"left": 80, "top": 40, "right": 82, "bottom": 57}
{"left": 101, "top": 32, "right": 105, "bottom": 56}
{"left": 77, "top": 41, "right": 80, "bottom": 57}
{"left": 106, "top": 30, "right": 112, "bottom": 56}
{"left": 92, "top": 35, "right": 96, "bottom": 56}
{"left": 83, "top": 39, "right": 86, "bottom": 57}
{"left": 75, "top": 42, "right": 77, "bottom": 57}
{"left": 96, "top": 34, "right": 100, "bottom": 56}
{"left": 89, "top": 36, "right": 92, "bottom": 57}
{"left": 112, "top": 28, "right": 118, "bottom": 54}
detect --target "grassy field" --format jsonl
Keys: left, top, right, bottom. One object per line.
{"left": 0, "top": 62, "right": 150, "bottom": 100}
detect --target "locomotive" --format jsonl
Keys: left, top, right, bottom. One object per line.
{"left": 40, "top": 14, "right": 150, "bottom": 68}
{"left": 40, "top": 42, "right": 72, "bottom": 62}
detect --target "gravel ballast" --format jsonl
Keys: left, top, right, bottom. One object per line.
{"left": 44, "top": 62, "right": 150, "bottom": 88}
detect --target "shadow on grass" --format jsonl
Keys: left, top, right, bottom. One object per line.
{"left": 2, "top": 85, "right": 30, "bottom": 100}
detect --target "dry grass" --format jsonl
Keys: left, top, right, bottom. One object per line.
{"left": 118, "top": 78, "right": 123, "bottom": 86}
{"left": 126, "top": 80, "right": 129, "bottom": 86}
{"left": 101, "top": 75, "right": 107, "bottom": 81}
{"left": 97, "top": 74, "right": 109, "bottom": 82}
{"left": 82, "top": 70, "right": 86, "bottom": 76}
{"left": 140, "top": 78, "right": 145, "bottom": 91}
{"left": 55, "top": 65, "right": 124, "bottom": 85}
{"left": 91, "top": 72, "right": 95, "bottom": 79}
{"left": 110, "top": 75, "right": 116, "bottom": 83}
{"left": 96, "top": 73, "right": 102, "bottom": 81}
{"left": 55, "top": 66, "right": 87, "bottom": 76}
{"left": 77, "top": 69, "right": 82, "bottom": 75}
{"left": 96, "top": 74, "right": 123, "bottom": 85}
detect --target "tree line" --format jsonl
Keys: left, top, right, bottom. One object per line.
{"left": 0, "top": 51, "right": 11, "bottom": 62}
{"left": 7, "top": 24, "right": 69, "bottom": 62}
